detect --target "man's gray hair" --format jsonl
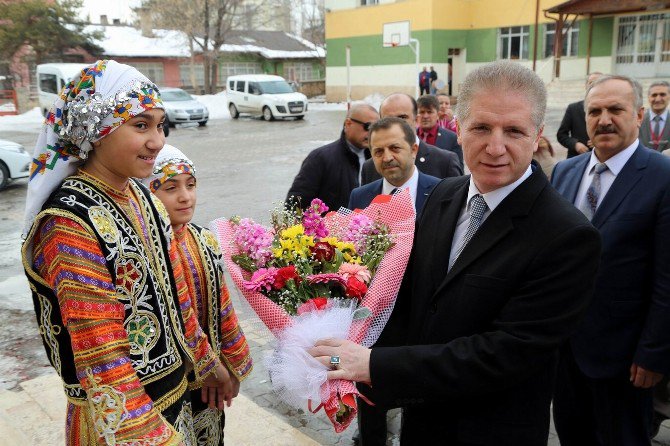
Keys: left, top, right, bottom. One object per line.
{"left": 455, "top": 60, "right": 546, "bottom": 131}
{"left": 585, "top": 75, "right": 643, "bottom": 110}
{"left": 648, "top": 80, "right": 670, "bottom": 95}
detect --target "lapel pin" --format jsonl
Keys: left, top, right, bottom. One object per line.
{"left": 420, "top": 157, "right": 426, "bottom": 162}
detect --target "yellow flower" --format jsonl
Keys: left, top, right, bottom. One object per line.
{"left": 281, "top": 224, "right": 305, "bottom": 239}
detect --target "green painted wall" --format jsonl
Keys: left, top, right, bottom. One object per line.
{"left": 326, "top": 17, "right": 614, "bottom": 67}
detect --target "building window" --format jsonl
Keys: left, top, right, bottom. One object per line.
{"left": 179, "top": 63, "right": 205, "bottom": 87}
{"left": 131, "top": 62, "right": 164, "bottom": 85}
{"left": 499, "top": 26, "right": 530, "bottom": 60}
{"left": 544, "top": 22, "right": 579, "bottom": 58}
{"left": 283, "top": 62, "right": 317, "bottom": 82}
{"left": 218, "top": 62, "right": 262, "bottom": 83}
{"left": 361, "top": 0, "right": 379, "bottom": 5}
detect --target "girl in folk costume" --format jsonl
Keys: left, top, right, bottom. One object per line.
{"left": 142, "top": 144, "right": 252, "bottom": 445}
{"left": 21, "top": 60, "right": 234, "bottom": 445}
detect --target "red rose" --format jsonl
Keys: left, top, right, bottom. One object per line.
{"left": 274, "top": 265, "right": 300, "bottom": 289}
{"left": 345, "top": 276, "right": 367, "bottom": 300}
{"left": 310, "top": 241, "right": 335, "bottom": 262}
{"left": 297, "top": 297, "right": 329, "bottom": 315}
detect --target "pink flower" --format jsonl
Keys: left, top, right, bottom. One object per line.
{"left": 234, "top": 218, "right": 274, "bottom": 267}
{"left": 338, "top": 263, "right": 371, "bottom": 284}
{"left": 303, "top": 199, "right": 329, "bottom": 238}
{"left": 296, "top": 297, "right": 329, "bottom": 315}
{"left": 306, "top": 273, "right": 347, "bottom": 287}
{"left": 343, "top": 214, "right": 376, "bottom": 253}
{"left": 243, "top": 267, "right": 278, "bottom": 292}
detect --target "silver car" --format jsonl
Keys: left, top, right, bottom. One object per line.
{"left": 161, "top": 87, "right": 209, "bottom": 127}
{"left": 0, "top": 138, "right": 31, "bottom": 191}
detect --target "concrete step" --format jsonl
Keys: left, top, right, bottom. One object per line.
{"left": 0, "top": 373, "right": 321, "bottom": 446}
{"left": 547, "top": 77, "right": 668, "bottom": 109}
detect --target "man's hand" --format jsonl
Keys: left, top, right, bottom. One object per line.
{"left": 630, "top": 363, "right": 664, "bottom": 388}
{"left": 309, "top": 338, "right": 372, "bottom": 384}
{"left": 201, "top": 362, "right": 234, "bottom": 410}
{"left": 575, "top": 142, "right": 590, "bottom": 154}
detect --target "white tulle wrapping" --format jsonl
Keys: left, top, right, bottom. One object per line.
{"left": 266, "top": 301, "right": 356, "bottom": 408}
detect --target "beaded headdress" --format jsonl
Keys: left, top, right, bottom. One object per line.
{"left": 142, "top": 144, "right": 196, "bottom": 193}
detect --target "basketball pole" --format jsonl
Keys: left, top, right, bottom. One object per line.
{"left": 409, "top": 37, "right": 420, "bottom": 98}
{"left": 346, "top": 45, "right": 351, "bottom": 110}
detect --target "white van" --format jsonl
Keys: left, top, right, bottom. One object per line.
{"left": 226, "top": 74, "right": 308, "bottom": 121}
{"left": 37, "top": 63, "right": 89, "bottom": 116}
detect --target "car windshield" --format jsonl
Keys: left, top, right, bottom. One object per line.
{"left": 258, "top": 81, "right": 294, "bottom": 94}
{"left": 161, "top": 90, "right": 193, "bottom": 101}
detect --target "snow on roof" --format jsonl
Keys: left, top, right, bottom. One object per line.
{"left": 86, "top": 25, "right": 192, "bottom": 57}
{"left": 86, "top": 25, "right": 324, "bottom": 59}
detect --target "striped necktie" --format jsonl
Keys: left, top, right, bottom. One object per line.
{"left": 450, "top": 194, "right": 488, "bottom": 270}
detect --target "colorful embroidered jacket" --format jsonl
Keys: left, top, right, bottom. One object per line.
{"left": 176, "top": 224, "right": 252, "bottom": 385}
{"left": 22, "top": 171, "right": 220, "bottom": 445}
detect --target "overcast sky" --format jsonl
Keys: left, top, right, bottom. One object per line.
{"left": 78, "top": 0, "right": 142, "bottom": 25}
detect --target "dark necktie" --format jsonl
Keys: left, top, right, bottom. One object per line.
{"left": 580, "top": 163, "right": 608, "bottom": 220}
{"left": 450, "top": 194, "right": 488, "bottom": 270}
{"left": 389, "top": 188, "right": 399, "bottom": 196}
{"left": 653, "top": 115, "right": 662, "bottom": 150}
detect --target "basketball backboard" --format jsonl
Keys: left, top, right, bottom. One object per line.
{"left": 383, "top": 20, "right": 410, "bottom": 48}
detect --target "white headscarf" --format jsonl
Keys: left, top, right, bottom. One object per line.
{"left": 23, "top": 59, "right": 163, "bottom": 237}
{"left": 141, "top": 144, "right": 196, "bottom": 193}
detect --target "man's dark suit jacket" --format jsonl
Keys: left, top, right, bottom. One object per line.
{"left": 551, "top": 144, "right": 670, "bottom": 378}
{"left": 348, "top": 171, "right": 440, "bottom": 214}
{"left": 361, "top": 140, "right": 462, "bottom": 185}
{"left": 639, "top": 111, "right": 670, "bottom": 152}
{"left": 433, "top": 126, "right": 464, "bottom": 167}
{"left": 557, "top": 100, "right": 590, "bottom": 158}
{"left": 364, "top": 167, "right": 601, "bottom": 445}
{"left": 286, "top": 132, "right": 369, "bottom": 211}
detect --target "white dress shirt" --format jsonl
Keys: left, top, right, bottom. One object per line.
{"left": 649, "top": 109, "right": 668, "bottom": 136}
{"left": 382, "top": 166, "right": 419, "bottom": 209}
{"left": 448, "top": 166, "right": 533, "bottom": 267}
{"left": 573, "top": 140, "right": 638, "bottom": 212}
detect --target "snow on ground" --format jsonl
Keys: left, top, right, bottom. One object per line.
{"left": 0, "top": 94, "right": 366, "bottom": 134}
{"left": 0, "top": 107, "right": 43, "bottom": 134}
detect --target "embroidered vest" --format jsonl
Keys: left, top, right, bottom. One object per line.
{"left": 23, "top": 176, "right": 192, "bottom": 412}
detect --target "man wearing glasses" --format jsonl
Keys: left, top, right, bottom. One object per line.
{"left": 287, "top": 103, "right": 379, "bottom": 211}
{"left": 361, "top": 93, "right": 463, "bottom": 185}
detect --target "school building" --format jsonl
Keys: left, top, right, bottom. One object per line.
{"left": 324, "top": 0, "right": 670, "bottom": 101}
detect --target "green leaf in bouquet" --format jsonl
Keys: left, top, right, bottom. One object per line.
{"left": 231, "top": 254, "right": 258, "bottom": 272}
{"left": 352, "top": 306, "right": 372, "bottom": 320}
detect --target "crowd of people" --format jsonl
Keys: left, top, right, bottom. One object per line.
{"left": 20, "top": 56, "right": 670, "bottom": 446}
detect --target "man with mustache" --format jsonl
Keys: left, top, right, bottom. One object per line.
{"left": 552, "top": 75, "right": 670, "bottom": 445}
{"left": 639, "top": 80, "right": 670, "bottom": 152}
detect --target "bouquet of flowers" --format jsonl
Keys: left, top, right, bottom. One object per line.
{"left": 211, "top": 192, "right": 415, "bottom": 432}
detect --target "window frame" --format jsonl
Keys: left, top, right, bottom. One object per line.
{"left": 498, "top": 26, "right": 530, "bottom": 60}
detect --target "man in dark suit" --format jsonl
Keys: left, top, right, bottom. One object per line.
{"left": 349, "top": 117, "right": 440, "bottom": 446}
{"left": 557, "top": 72, "right": 603, "bottom": 158}
{"left": 552, "top": 75, "right": 670, "bottom": 445}
{"left": 286, "top": 103, "right": 379, "bottom": 211}
{"left": 639, "top": 80, "right": 670, "bottom": 152}
{"left": 349, "top": 117, "right": 440, "bottom": 214}
{"left": 361, "top": 93, "right": 462, "bottom": 184}
{"left": 310, "top": 61, "right": 601, "bottom": 445}
{"left": 417, "top": 94, "right": 463, "bottom": 166}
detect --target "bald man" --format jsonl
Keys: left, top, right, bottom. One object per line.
{"left": 287, "top": 103, "right": 380, "bottom": 211}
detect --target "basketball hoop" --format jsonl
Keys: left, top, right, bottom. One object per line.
{"left": 384, "top": 42, "right": 399, "bottom": 48}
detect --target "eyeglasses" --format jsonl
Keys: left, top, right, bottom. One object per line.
{"left": 349, "top": 117, "right": 373, "bottom": 131}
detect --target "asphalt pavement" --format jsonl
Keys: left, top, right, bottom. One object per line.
{"left": 1, "top": 106, "right": 669, "bottom": 445}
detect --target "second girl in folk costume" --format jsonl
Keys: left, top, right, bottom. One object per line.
{"left": 143, "top": 145, "right": 252, "bottom": 445}
{"left": 22, "top": 60, "right": 234, "bottom": 445}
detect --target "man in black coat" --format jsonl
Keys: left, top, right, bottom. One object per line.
{"left": 286, "top": 103, "right": 379, "bottom": 211}
{"left": 310, "top": 61, "right": 601, "bottom": 445}
{"left": 361, "top": 93, "right": 462, "bottom": 185}
{"left": 556, "top": 72, "right": 602, "bottom": 158}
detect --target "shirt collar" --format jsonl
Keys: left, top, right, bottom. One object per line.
{"left": 650, "top": 109, "right": 668, "bottom": 122}
{"left": 417, "top": 124, "right": 438, "bottom": 139}
{"left": 466, "top": 165, "right": 533, "bottom": 213}
{"left": 382, "top": 165, "right": 418, "bottom": 195}
{"left": 588, "top": 139, "right": 638, "bottom": 176}
{"left": 346, "top": 140, "right": 366, "bottom": 158}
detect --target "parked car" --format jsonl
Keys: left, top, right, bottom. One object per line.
{"left": 226, "top": 75, "right": 308, "bottom": 121}
{"left": 36, "top": 63, "right": 89, "bottom": 116}
{"left": 0, "top": 139, "right": 31, "bottom": 191}
{"left": 160, "top": 87, "right": 209, "bottom": 127}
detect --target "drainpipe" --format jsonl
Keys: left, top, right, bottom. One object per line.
{"left": 586, "top": 14, "right": 594, "bottom": 75}
{"left": 346, "top": 45, "right": 351, "bottom": 109}
{"left": 533, "top": 0, "right": 540, "bottom": 71}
